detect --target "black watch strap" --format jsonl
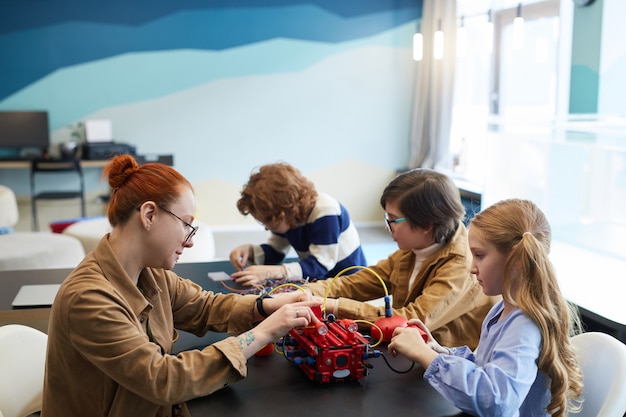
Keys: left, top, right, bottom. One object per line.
{"left": 256, "top": 294, "right": 273, "bottom": 318}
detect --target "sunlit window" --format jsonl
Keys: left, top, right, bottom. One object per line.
{"left": 451, "top": 0, "right": 626, "bottom": 264}
{"left": 450, "top": 0, "right": 560, "bottom": 186}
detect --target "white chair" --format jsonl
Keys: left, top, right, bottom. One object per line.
{"left": 0, "top": 185, "right": 85, "bottom": 271}
{"left": 569, "top": 331, "right": 626, "bottom": 417}
{"left": 0, "top": 324, "right": 48, "bottom": 417}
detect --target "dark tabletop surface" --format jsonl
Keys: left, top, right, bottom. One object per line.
{"left": 185, "top": 332, "right": 466, "bottom": 417}
{"left": 0, "top": 261, "right": 470, "bottom": 416}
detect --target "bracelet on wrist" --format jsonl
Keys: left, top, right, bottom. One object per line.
{"left": 281, "top": 265, "right": 287, "bottom": 279}
{"left": 255, "top": 293, "right": 273, "bottom": 318}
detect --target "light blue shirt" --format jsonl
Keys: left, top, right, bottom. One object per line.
{"left": 424, "top": 300, "right": 551, "bottom": 417}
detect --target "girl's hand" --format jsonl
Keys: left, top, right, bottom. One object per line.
{"left": 406, "top": 319, "right": 449, "bottom": 354}
{"left": 388, "top": 320, "right": 439, "bottom": 368}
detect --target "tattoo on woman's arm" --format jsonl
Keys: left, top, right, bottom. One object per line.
{"left": 237, "top": 331, "right": 255, "bottom": 350}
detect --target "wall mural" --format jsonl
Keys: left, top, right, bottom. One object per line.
{"left": 0, "top": 0, "right": 421, "bottom": 226}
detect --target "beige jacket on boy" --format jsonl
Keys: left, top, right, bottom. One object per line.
{"left": 305, "top": 224, "right": 498, "bottom": 350}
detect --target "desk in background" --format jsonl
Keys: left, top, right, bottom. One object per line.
{"left": 0, "top": 159, "right": 112, "bottom": 230}
{"left": 0, "top": 154, "right": 172, "bottom": 170}
{"left": 0, "top": 159, "right": 109, "bottom": 169}
{"left": 0, "top": 156, "right": 171, "bottom": 210}
{"left": 0, "top": 159, "right": 109, "bottom": 197}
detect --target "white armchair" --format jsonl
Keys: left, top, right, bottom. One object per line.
{"left": 570, "top": 332, "right": 626, "bottom": 417}
{"left": 0, "top": 324, "right": 48, "bottom": 417}
{"left": 63, "top": 216, "right": 216, "bottom": 262}
{"left": 0, "top": 185, "right": 85, "bottom": 271}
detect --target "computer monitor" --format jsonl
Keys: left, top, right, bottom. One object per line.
{"left": 0, "top": 111, "right": 50, "bottom": 159}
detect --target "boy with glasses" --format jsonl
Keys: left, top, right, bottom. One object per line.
{"left": 279, "top": 168, "right": 497, "bottom": 350}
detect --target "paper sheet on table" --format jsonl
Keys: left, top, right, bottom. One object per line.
{"left": 208, "top": 271, "right": 232, "bottom": 281}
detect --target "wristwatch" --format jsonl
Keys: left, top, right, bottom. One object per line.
{"left": 256, "top": 293, "right": 273, "bottom": 318}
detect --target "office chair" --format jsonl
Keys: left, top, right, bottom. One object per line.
{"left": 0, "top": 324, "right": 48, "bottom": 417}
{"left": 30, "top": 158, "right": 85, "bottom": 231}
{"left": 569, "top": 332, "right": 626, "bottom": 417}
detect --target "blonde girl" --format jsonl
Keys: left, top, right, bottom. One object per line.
{"left": 389, "top": 199, "right": 583, "bottom": 416}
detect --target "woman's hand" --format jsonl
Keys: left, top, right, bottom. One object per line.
{"left": 260, "top": 290, "right": 312, "bottom": 315}
{"left": 238, "top": 300, "right": 321, "bottom": 358}
{"left": 252, "top": 289, "right": 313, "bottom": 323}
{"left": 231, "top": 265, "right": 286, "bottom": 286}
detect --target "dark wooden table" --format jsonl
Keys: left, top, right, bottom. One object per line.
{"left": 3, "top": 259, "right": 625, "bottom": 345}
{"left": 0, "top": 261, "right": 467, "bottom": 415}
{"left": 0, "top": 261, "right": 236, "bottom": 336}
{"left": 186, "top": 337, "right": 465, "bottom": 417}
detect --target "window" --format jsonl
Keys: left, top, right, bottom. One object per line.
{"left": 493, "top": 1, "right": 560, "bottom": 118}
{"left": 451, "top": 0, "right": 626, "bottom": 264}
{"left": 450, "top": 0, "right": 561, "bottom": 185}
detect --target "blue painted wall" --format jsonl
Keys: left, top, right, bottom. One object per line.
{"left": 0, "top": 0, "right": 422, "bottom": 203}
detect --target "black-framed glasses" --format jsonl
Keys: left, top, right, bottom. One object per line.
{"left": 384, "top": 213, "right": 406, "bottom": 233}
{"left": 158, "top": 206, "right": 198, "bottom": 243}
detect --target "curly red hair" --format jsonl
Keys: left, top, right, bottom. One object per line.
{"left": 236, "top": 162, "right": 317, "bottom": 227}
{"left": 103, "top": 154, "right": 192, "bottom": 227}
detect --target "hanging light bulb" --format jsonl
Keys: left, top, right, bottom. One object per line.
{"left": 434, "top": 19, "right": 444, "bottom": 60}
{"left": 413, "top": 23, "right": 423, "bottom": 61}
{"left": 513, "top": 3, "right": 525, "bottom": 50}
{"left": 457, "top": 16, "right": 467, "bottom": 58}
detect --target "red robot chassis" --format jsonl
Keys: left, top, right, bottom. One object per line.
{"left": 281, "top": 314, "right": 380, "bottom": 383}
